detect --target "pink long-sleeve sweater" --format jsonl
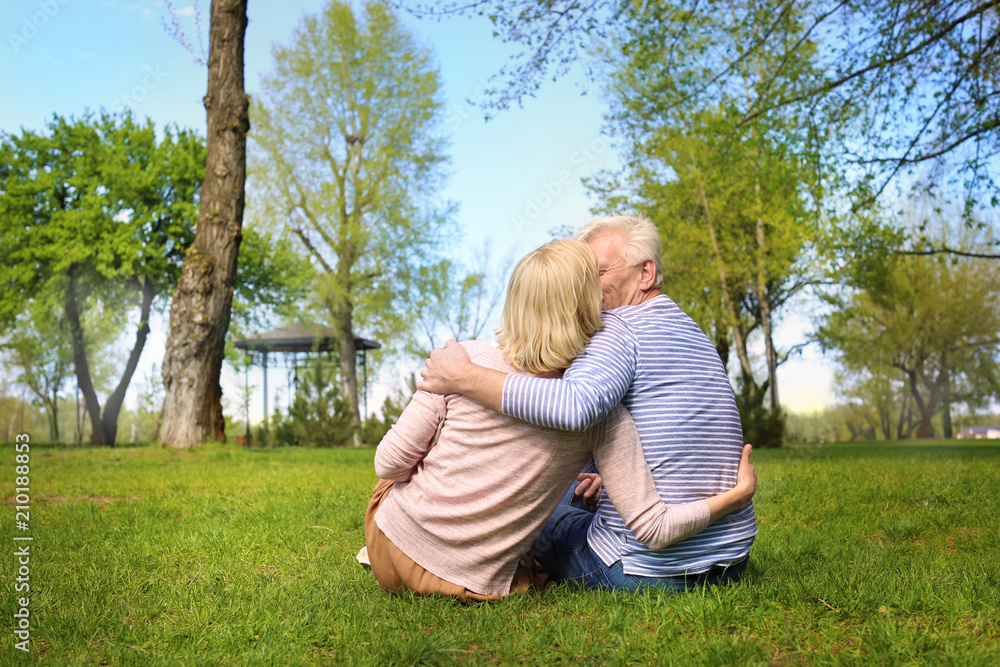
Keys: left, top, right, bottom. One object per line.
{"left": 373, "top": 340, "right": 711, "bottom": 596}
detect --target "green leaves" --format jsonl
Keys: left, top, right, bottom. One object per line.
{"left": 0, "top": 111, "right": 205, "bottom": 325}
{"left": 595, "top": 0, "right": 828, "bottom": 430}
{"left": 0, "top": 111, "right": 206, "bottom": 445}
{"left": 818, "top": 201, "right": 1000, "bottom": 437}
{"left": 230, "top": 225, "right": 314, "bottom": 335}
{"left": 250, "top": 0, "right": 454, "bottom": 367}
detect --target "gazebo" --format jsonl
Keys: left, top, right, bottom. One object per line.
{"left": 233, "top": 322, "right": 381, "bottom": 440}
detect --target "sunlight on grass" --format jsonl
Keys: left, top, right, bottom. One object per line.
{"left": 2, "top": 441, "right": 998, "bottom": 664}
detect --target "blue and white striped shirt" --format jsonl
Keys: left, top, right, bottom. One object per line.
{"left": 503, "top": 294, "right": 757, "bottom": 576}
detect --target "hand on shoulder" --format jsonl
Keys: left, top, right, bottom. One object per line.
{"left": 416, "top": 339, "right": 473, "bottom": 395}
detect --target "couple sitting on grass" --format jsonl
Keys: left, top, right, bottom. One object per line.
{"left": 363, "top": 215, "right": 758, "bottom": 600}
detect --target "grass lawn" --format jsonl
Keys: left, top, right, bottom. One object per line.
{"left": 2, "top": 440, "right": 998, "bottom": 665}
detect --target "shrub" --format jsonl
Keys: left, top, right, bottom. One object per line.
{"left": 274, "top": 357, "right": 355, "bottom": 447}
{"left": 361, "top": 389, "right": 410, "bottom": 446}
{"left": 735, "top": 373, "right": 785, "bottom": 448}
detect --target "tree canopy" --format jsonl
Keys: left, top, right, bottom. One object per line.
{"left": 251, "top": 0, "right": 455, "bottom": 432}
{"left": 407, "top": 0, "right": 998, "bottom": 226}
{"left": 0, "top": 111, "right": 312, "bottom": 446}
{"left": 818, "top": 201, "right": 1000, "bottom": 438}
{"left": 587, "top": 0, "right": 831, "bottom": 444}
{"left": 0, "top": 112, "right": 204, "bottom": 445}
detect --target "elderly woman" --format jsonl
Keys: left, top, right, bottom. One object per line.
{"left": 364, "top": 240, "right": 755, "bottom": 600}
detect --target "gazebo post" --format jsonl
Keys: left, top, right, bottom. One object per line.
{"left": 285, "top": 353, "right": 292, "bottom": 408}
{"left": 232, "top": 323, "right": 381, "bottom": 437}
{"left": 244, "top": 360, "right": 250, "bottom": 445}
{"left": 262, "top": 350, "right": 269, "bottom": 428}
{"left": 361, "top": 349, "right": 369, "bottom": 421}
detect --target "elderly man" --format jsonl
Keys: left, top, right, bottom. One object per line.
{"left": 417, "top": 215, "right": 757, "bottom": 591}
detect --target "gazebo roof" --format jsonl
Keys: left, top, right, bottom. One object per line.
{"left": 233, "top": 322, "right": 381, "bottom": 353}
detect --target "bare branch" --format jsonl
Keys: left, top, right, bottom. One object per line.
{"left": 161, "top": 0, "right": 208, "bottom": 66}
{"left": 897, "top": 246, "right": 1000, "bottom": 259}
{"left": 740, "top": 0, "right": 1000, "bottom": 125}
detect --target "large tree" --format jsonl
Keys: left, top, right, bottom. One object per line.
{"left": 159, "top": 0, "right": 250, "bottom": 448}
{"left": 0, "top": 290, "right": 125, "bottom": 443}
{"left": 818, "top": 204, "right": 1000, "bottom": 438}
{"left": 250, "top": 0, "right": 453, "bottom": 433}
{"left": 0, "top": 112, "right": 204, "bottom": 446}
{"left": 1, "top": 110, "right": 308, "bottom": 447}
{"left": 589, "top": 0, "right": 829, "bottom": 444}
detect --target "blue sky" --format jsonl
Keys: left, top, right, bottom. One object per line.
{"left": 2, "top": 0, "right": 835, "bottom": 421}
{"left": 1, "top": 0, "right": 615, "bottom": 250}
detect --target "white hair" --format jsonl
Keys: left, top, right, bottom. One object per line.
{"left": 575, "top": 214, "right": 663, "bottom": 290}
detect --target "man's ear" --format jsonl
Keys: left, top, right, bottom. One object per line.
{"left": 638, "top": 259, "right": 657, "bottom": 290}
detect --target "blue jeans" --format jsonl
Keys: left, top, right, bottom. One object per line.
{"left": 531, "top": 481, "right": 748, "bottom": 592}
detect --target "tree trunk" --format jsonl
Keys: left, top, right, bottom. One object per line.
{"left": 878, "top": 402, "right": 891, "bottom": 441}
{"left": 916, "top": 411, "right": 935, "bottom": 439}
{"left": 335, "top": 302, "right": 360, "bottom": 442}
{"left": 74, "top": 384, "right": 83, "bottom": 446}
{"left": 738, "top": 56, "right": 778, "bottom": 414}
{"left": 159, "top": 0, "right": 249, "bottom": 449}
{"left": 331, "top": 198, "right": 361, "bottom": 439}
{"left": 696, "top": 178, "right": 756, "bottom": 393}
{"left": 755, "top": 209, "right": 779, "bottom": 412}
{"left": 65, "top": 269, "right": 158, "bottom": 446}
{"left": 100, "top": 278, "right": 156, "bottom": 445}
{"left": 896, "top": 384, "right": 912, "bottom": 439}
{"left": 46, "top": 394, "right": 59, "bottom": 442}
{"left": 908, "top": 368, "right": 937, "bottom": 439}
{"left": 715, "top": 332, "right": 730, "bottom": 369}
{"left": 65, "top": 267, "right": 109, "bottom": 445}
{"left": 941, "top": 368, "right": 953, "bottom": 439}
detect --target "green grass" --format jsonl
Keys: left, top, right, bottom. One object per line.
{"left": 2, "top": 441, "right": 998, "bottom": 665}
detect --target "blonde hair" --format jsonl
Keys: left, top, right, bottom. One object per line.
{"left": 576, "top": 214, "right": 663, "bottom": 290}
{"left": 496, "top": 240, "right": 604, "bottom": 375}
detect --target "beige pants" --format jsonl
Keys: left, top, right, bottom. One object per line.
{"left": 364, "top": 479, "right": 534, "bottom": 602}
